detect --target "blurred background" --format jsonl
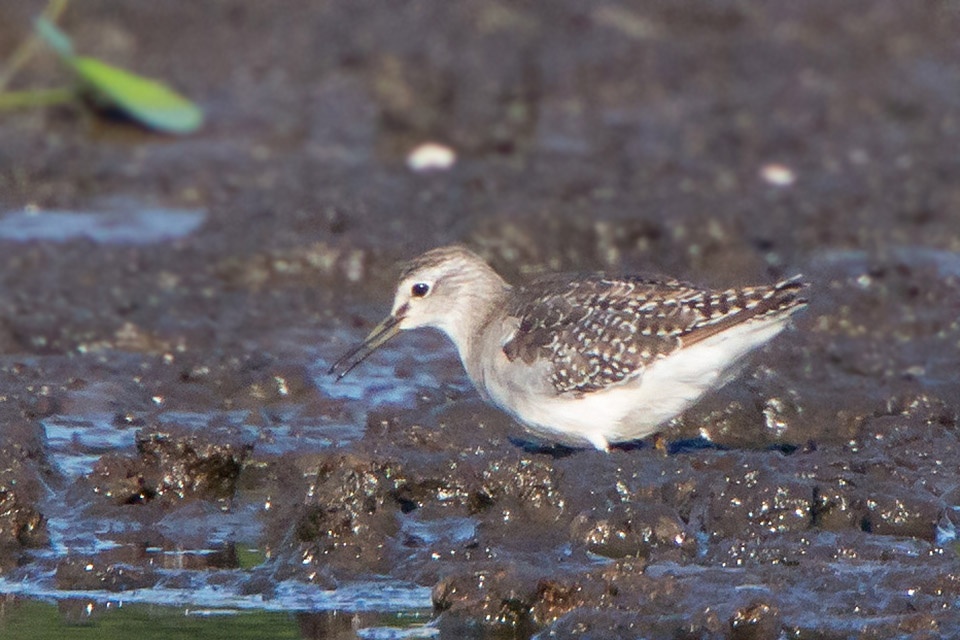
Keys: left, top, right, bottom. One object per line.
{"left": 4, "top": 2, "right": 958, "bottom": 285}
{"left": 1, "top": 1, "right": 960, "bottom": 638}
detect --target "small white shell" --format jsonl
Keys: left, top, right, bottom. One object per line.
{"left": 406, "top": 142, "right": 457, "bottom": 172}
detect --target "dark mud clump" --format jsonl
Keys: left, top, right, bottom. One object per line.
{"left": 55, "top": 555, "right": 160, "bottom": 592}
{"left": 87, "top": 424, "right": 252, "bottom": 506}
{"left": 0, "top": 415, "right": 49, "bottom": 563}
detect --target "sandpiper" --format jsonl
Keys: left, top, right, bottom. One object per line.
{"left": 330, "top": 245, "right": 807, "bottom": 451}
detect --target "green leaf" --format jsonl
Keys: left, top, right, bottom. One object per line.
{"left": 69, "top": 55, "right": 203, "bottom": 134}
{"left": 33, "top": 16, "right": 74, "bottom": 58}
{"left": 33, "top": 17, "right": 203, "bottom": 134}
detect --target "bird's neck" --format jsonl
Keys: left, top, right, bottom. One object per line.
{"left": 436, "top": 282, "right": 512, "bottom": 363}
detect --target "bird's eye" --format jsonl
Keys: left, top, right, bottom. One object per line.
{"left": 411, "top": 282, "right": 430, "bottom": 298}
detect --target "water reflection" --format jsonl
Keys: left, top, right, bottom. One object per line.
{"left": 0, "top": 597, "right": 436, "bottom": 639}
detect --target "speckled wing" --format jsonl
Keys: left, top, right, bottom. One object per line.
{"left": 501, "top": 274, "right": 807, "bottom": 395}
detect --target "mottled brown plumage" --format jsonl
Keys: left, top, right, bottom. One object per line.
{"left": 503, "top": 274, "right": 807, "bottom": 394}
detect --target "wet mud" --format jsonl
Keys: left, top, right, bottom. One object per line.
{"left": 1, "top": 0, "right": 960, "bottom": 638}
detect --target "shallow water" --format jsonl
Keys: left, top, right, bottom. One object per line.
{"left": 15, "top": 402, "right": 433, "bottom": 616}
{"left": 0, "top": 358, "right": 440, "bottom": 635}
{"left": 0, "top": 206, "right": 206, "bottom": 245}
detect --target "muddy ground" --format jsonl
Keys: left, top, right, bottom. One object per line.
{"left": 2, "top": 0, "right": 960, "bottom": 638}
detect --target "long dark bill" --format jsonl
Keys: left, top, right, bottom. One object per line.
{"left": 328, "top": 314, "right": 402, "bottom": 380}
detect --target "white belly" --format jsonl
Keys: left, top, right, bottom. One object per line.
{"left": 473, "top": 314, "right": 792, "bottom": 451}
